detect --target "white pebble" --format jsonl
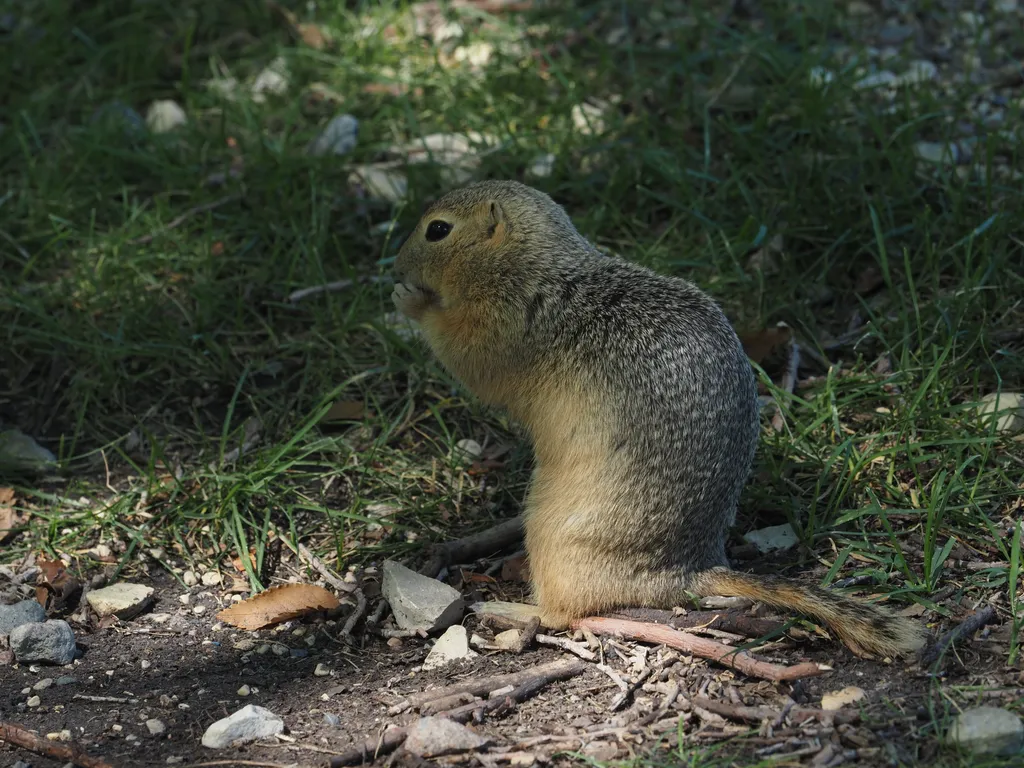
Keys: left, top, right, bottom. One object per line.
{"left": 145, "top": 100, "right": 187, "bottom": 134}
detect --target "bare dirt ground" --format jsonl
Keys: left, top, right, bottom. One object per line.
{"left": 3, "top": 544, "right": 1018, "bottom": 768}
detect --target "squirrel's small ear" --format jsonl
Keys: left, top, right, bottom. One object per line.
{"left": 485, "top": 200, "right": 506, "bottom": 242}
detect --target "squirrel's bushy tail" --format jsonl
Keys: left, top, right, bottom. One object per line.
{"left": 688, "top": 569, "right": 928, "bottom": 658}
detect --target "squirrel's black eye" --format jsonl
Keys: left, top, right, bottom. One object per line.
{"left": 425, "top": 220, "right": 452, "bottom": 242}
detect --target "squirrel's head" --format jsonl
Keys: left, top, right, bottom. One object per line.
{"left": 394, "top": 180, "right": 582, "bottom": 302}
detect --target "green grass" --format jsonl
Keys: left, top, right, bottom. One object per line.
{"left": 2, "top": 0, "right": 1023, "bottom": 763}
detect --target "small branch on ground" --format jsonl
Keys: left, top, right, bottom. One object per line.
{"left": 332, "top": 658, "right": 588, "bottom": 766}
{"left": 419, "top": 517, "right": 523, "bottom": 578}
{"left": 690, "top": 696, "right": 858, "bottom": 726}
{"left": 387, "top": 657, "right": 587, "bottom": 715}
{"left": 128, "top": 195, "right": 240, "bottom": 246}
{"left": 608, "top": 607, "right": 786, "bottom": 639}
{"left": 340, "top": 588, "right": 368, "bottom": 639}
{"left": 918, "top": 605, "right": 998, "bottom": 667}
{"left": 513, "top": 615, "right": 540, "bottom": 652}
{"left": 295, "top": 543, "right": 357, "bottom": 594}
{"left": 0, "top": 721, "right": 114, "bottom": 768}
{"left": 535, "top": 633, "right": 597, "bottom": 661}
{"left": 286, "top": 275, "right": 391, "bottom": 303}
{"left": 573, "top": 617, "right": 823, "bottom": 682}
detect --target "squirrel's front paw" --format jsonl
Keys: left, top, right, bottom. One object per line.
{"left": 392, "top": 282, "right": 435, "bottom": 321}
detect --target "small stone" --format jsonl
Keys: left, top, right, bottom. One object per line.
{"left": 821, "top": 686, "right": 866, "bottom": 710}
{"left": 946, "top": 706, "right": 1023, "bottom": 756}
{"left": 201, "top": 571, "right": 222, "bottom": 587}
{"left": 27, "top": 695, "right": 41, "bottom": 707}
{"left": 995, "top": 0, "right": 1018, "bottom": 11}
{"left": 854, "top": 71, "right": 898, "bottom": 90}
{"left": 493, "top": 629, "right": 521, "bottom": 650}
{"left": 201, "top": 704, "right": 285, "bottom": 749}
{"left": 900, "top": 60, "right": 938, "bottom": 85}
{"left": 742, "top": 523, "right": 798, "bottom": 554}
{"left": 55, "top": 676, "right": 77, "bottom": 686}
{"left": 571, "top": 101, "right": 607, "bottom": 136}
{"left": 146, "top": 718, "right": 167, "bottom": 736}
{"left": 141, "top": 660, "right": 151, "bottom": 670}
{"left": 423, "top": 625, "right": 478, "bottom": 670}
{"left": 9, "top": 620, "right": 77, "bottom": 665}
{"left": 959, "top": 12, "right": 984, "bottom": 31}
{"left": 251, "top": 57, "right": 290, "bottom": 103}
{"left": 306, "top": 113, "right": 359, "bottom": 156}
{"left": 33, "top": 678, "right": 53, "bottom": 691}
{"left": 193, "top": 605, "right": 207, "bottom": 616}
{"left": 86, "top": 583, "right": 154, "bottom": 619}
{"left": 974, "top": 392, "right": 1024, "bottom": 434}
{"left": 877, "top": 23, "right": 914, "bottom": 45}
{"left": 0, "top": 599, "right": 47, "bottom": 637}
{"left": 526, "top": 153, "right": 556, "bottom": 179}
{"left": 915, "top": 141, "right": 961, "bottom": 165}
{"left": 323, "top": 712, "right": 341, "bottom": 726}
{"left": 349, "top": 165, "right": 408, "bottom": 203}
{"left": 403, "top": 716, "right": 492, "bottom": 757}
{"left": 166, "top": 757, "right": 185, "bottom": 765}
{"left": 238, "top": 685, "right": 251, "bottom": 697}
{"left": 381, "top": 560, "right": 465, "bottom": 631}
{"left": 182, "top": 571, "right": 198, "bottom": 587}
{"left": 314, "top": 663, "right": 331, "bottom": 677}
{"left": 145, "top": 100, "right": 187, "bottom": 134}
{"left": 808, "top": 66, "right": 835, "bottom": 88}
{"left": 453, "top": 438, "right": 483, "bottom": 465}
{"left": 0, "top": 429, "right": 58, "bottom": 474}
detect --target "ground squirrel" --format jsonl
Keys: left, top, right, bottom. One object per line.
{"left": 391, "top": 180, "right": 927, "bottom": 659}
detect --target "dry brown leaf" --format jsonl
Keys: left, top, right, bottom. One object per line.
{"left": 739, "top": 324, "right": 794, "bottom": 366}
{"left": 35, "top": 557, "right": 82, "bottom": 613}
{"left": 0, "top": 487, "right": 20, "bottom": 543}
{"left": 298, "top": 22, "right": 330, "bottom": 49}
{"left": 216, "top": 583, "right": 341, "bottom": 631}
{"left": 322, "top": 400, "right": 366, "bottom": 422}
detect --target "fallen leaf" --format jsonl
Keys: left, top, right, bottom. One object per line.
{"left": 35, "top": 558, "right": 82, "bottom": 614}
{"left": 211, "top": 241, "right": 224, "bottom": 256}
{"left": 739, "top": 323, "right": 793, "bottom": 366}
{"left": 0, "top": 487, "right": 21, "bottom": 543}
{"left": 321, "top": 400, "right": 366, "bottom": 422}
{"left": 216, "top": 583, "right": 341, "bottom": 630}
{"left": 298, "top": 22, "right": 330, "bottom": 49}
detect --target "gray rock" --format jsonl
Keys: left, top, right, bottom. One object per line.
{"left": 146, "top": 718, "right": 167, "bottom": 736}
{"left": 972, "top": 392, "right": 1024, "bottom": 434}
{"left": 323, "top": 712, "right": 341, "bottom": 726}
{"left": 0, "top": 599, "right": 46, "bottom": 636}
{"left": 946, "top": 706, "right": 1024, "bottom": 756}
{"left": 382, "top": 560, "right": 464, "bottom": 631}
{"left": 9, "top": 620, "right": 77, "bottom": 665}
{"left": 86, "top": 582, "right": 154, "bottom": 619}
{"left": 201, "top": 704, "right": 284, "bottom": 748}
{"left": 0, "top": 429, "right": 58, "bottom": 474}
{"left": 899, "top": 60, "right": 938, "bottom": 86}
{"left": 742, "top": 523, "right": 798, "bottom": 554}
{"left": 423, "top": 625, "right": 477, "bottom": 670}
{"left": 145, "top": 100, "right": 187, "bottom": 134}
{"left": 854, "top": 70, "right": 898, "bottom": 90}
{"left": 306, "top": 114, "right": 359, "bottom": 157}
{"left": 877, "top": 23, "right": 914, "bottom": 45}
{"left": 403, "top": 716, "right": 492, "bottom": 757}
{"left": 348, "top": 165, "right": 408, "bottom": 203}
{"left": 915, "top": 141, "right": 962, "bottom": 165}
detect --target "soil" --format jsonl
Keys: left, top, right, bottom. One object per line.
{"left": 2, "top": 563, "right": 1019, "bottom": 768}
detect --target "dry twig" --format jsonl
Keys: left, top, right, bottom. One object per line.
{"left": 296, "top": 543, "right": 356, "bottom": 594}
{"left": 332, "top": 658, "right": 588, "bottom": 766}
{"left": 340, "top": 589, "right": 368, "bottom": 638}
{"left": 919, "top": 605, "right": 998, "bottom": 666}
{"left": 419, "top": 517, "right": 523, "bottom": 578}
{"left": 691, "top": 696, "right": 858, "bottom": 726}
{"left": 129, "top": 195, "right": 239, "bottom": 246}
{"left": 535, "top": 633, "right": 597, "bottom": 661}
{"left": 387, "top": 657, "right": 586, "bottom": 715}
{"left": 0, "top": 721, "right": 114, "bottom": 768}
{"left": 609, "top": 607, "right": 786, "bottom": 639}
{"left": 573, "top": 617, "right": 823, "bottom": 682}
